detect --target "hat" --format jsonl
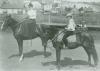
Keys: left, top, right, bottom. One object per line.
{"left": 66, "top": 13, "right": 73, "bottom": 18}
{"left": 28, "top": 2, "right": 33, "bottom": 8}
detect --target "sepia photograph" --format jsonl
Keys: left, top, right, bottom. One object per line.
{"left": 0, "top": 0, "right": 100, "bottom": 71}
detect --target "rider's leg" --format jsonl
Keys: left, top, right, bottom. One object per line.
{"left": 63, "top": 31, "right": 74, "bottom": 46}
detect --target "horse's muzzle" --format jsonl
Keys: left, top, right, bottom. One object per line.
{"left": 1, "top": 25, "right": 4, "bottom": 31}
{"left": 1, "top": 21, "right": 5, "bottom": 31}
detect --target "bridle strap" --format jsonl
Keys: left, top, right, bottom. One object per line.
{"left": 51, "top": 29, "right": 65, "bottom": 42}
{"left": 12, "top": 20, "right": 25, "bottom": 28}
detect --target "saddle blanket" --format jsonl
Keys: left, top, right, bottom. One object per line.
{"left": 67, "top": 35, "right": 77, "bottom": 42}
{"left": 56, "top": 30, "right": 77, "bottom": 42}
{"left": 57, "top": 30, "right": 65, "bottom": 42}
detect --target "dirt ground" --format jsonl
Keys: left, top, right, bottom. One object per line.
{"left": 0, "top": 31, "right": 100, "bottom": 71}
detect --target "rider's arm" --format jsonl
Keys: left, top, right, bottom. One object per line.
{"left": 67, "top": 19, "right": 76, "bottom": 30}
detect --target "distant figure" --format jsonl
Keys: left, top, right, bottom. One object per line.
{"left": 71, "top": 5, "right": 79, "bottom": 15}
{"left": 63, "top": 13, "right": 76, "bottom": 46}
{"left": 78, "top": 7, "right": 85, "bottom": 24}
{"left": 79, "top": 7, "right": 84, "bottom": 16}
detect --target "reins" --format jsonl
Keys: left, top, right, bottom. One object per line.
{"left": 52, "top": 29, "right": 65, "bottom": 41}
{"left": 12, "top": 20, "right": 25, "bottom": 28}
{"left": 46, "top": 29, "right": 65, "bottom": 52}
{"left": 47, "top": 29, "right": 65, "bottom": 44}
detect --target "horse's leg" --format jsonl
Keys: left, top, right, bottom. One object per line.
{"left": 17, "top": 39, "right": 23, "bottom": 62}
{"left": 41, "top": 37, "right": 47, "bottom": 57}
{"left": 91, "top": 45, "right": 98, "bottom": 66}
{"left": 43, "top": 41, "right": 48, "bottom": 58}
{"left": 84, "top": 45, "right": 98, "bottom": 67}
{"left": 83, "top": 46, "right": 92, "bottom": 66}
{"left": 56, "top": 45, "right": 61, "bottom": 70}
{"left": 88, "top": 52, "right": 92, "bottom": 66}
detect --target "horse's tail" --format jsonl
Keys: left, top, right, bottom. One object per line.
{"left": 92, "top": 45, "right": 98, "bottom": 66}
{"left": 90, "top": 36, "right": 98, "bottom": 66}
{"left": 92, "top": 44, "right": 98, "bottom": 66}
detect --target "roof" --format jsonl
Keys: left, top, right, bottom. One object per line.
{"left": 0, "top": 0, "right": 2, "bottom": 7}
{"left": 0, "top": 1, "right": 24, "bottom": 9}
{"left": 0, "top": 0, "right": 42, "bottom": 9}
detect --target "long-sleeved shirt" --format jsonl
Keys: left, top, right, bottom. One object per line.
{"left": 65, "top": 18, "right": 76, "bottom": 31}
{"left": 27, "top": 9, "right": 37, "bottom": 19}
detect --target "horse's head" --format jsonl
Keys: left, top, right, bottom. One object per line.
{"left": 1, "top": 14, "right": 12, "bottom": 31}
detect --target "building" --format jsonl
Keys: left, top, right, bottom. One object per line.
{"left": 0, "top": 1, "right": 25, "bottom": 14}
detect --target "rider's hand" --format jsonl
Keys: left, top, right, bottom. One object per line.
{"left": 65, "top": 27, "right": 68, "bottom": 30}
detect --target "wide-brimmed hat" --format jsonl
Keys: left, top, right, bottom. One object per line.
{"left": 66, "top": 13, "right": 73, "bottom": 18}
{"left": 28, "top": 2, "right": 33, "bottom": 8}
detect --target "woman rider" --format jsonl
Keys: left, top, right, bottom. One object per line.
{"left": 19, "top": 2, "right": 37, "bottom": 37}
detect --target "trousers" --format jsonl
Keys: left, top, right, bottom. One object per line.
{"left": 62, "top": 30, "right": 74, "bottom": 46}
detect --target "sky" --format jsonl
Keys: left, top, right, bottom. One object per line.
{"left": 65, "top": 0, "right": 100, "bottom": 2}
{"left": 0, "top": 0, "right": 100, "bottom": 3}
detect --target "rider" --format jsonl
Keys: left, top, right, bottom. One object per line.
{"left": 19, "top": 2, "right": 37, "bottom": 37}
{"left": 63, "top": 13, "right": 76, "bottom": 46}
{"left": 26, "top": 2, "right": 37, "bottom": 23}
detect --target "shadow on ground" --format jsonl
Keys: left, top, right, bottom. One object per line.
{"left": 8, "top": 50, "right": 51, "bottom": 59}
{"left": 42, "top": 57, "right": 89, "bottom": 67}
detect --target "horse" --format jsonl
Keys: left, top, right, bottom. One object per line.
{"left": 1, "top": 15, "right": 48, "bottom": 62}
{"left": 45, "top": 25, "right": 98, "bottom": 69}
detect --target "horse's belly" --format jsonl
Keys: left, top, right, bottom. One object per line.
{"left": 67, "top": 42, "right": 80, "bottom": 49}
{"left": 19, "top": 34, "right": 38, "bottom": 40}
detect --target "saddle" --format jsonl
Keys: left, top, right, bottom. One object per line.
{"left": 55, "top": 29, "right": 79, "bottom": 43}
{"left": 18, "top": 19, "right": 37, "bottom": 37}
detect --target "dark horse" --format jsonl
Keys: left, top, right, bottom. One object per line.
{"left": 44, "top": 25, "right": 98, "bottom": 69}
{"left": 1, "top": 15, "right": 48, "bottom": 62}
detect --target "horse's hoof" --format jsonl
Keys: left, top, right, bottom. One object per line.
{"left": 50, "top": 69, "right": 58, "bottom": 71}
{"left": 19, "top": 55, "right": 24, "bottom": 63}
{"left": 89, "top": 64, "right": 95, "bottom": 67}
{"left": 19, "top": 58, "right": 23, "bottom": 63}
{"left": 94, "top": 63, "right": 98, "bottom": 67}
{"left": 91, "top": 64, "right": 97, "bottom": 67}
{"left": 44, "top": 55, "right": 48, "bottom": 58}
{"left": 56, "top": 65, "right": 61, "bottom": 70}
{"left": 44, "top": 53, "right": 51, "bottom": 58}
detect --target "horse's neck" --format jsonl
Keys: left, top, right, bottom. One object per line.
{"left": 9, "top": 18, "right": 18, "bottom": 32}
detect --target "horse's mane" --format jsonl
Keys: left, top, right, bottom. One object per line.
{"left": 8, "top": 16, "right": 18, "bottom": 24}
{"left": 46, "top": 26, "right": 59, "bottom": 39}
